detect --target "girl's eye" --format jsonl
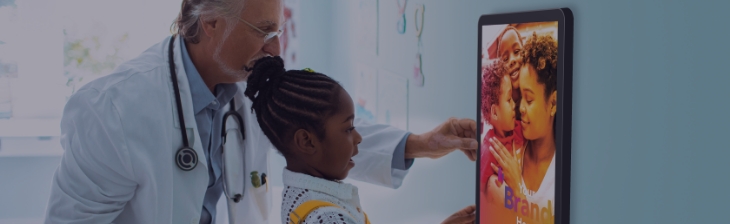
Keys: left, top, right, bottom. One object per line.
{"left": 346, "top": 127, "right": 355, "bottom": 133}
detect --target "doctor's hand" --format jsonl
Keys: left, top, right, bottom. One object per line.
{"left": 441, "top": 205, "right": 476, "bottom": 224}
{"left": 405, "top": 117, "right": 478, "bottom": 161}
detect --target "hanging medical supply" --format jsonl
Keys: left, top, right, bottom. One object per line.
{"left": 412, "top": 4, "right": 425, "bottom": 87}
{"left": 396, "top": 0, "right": 408, "bottom": 34}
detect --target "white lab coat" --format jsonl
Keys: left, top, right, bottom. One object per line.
{"left": 44, "top": 36, "right": 410, "bottom": 224}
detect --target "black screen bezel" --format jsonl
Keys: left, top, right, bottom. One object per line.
{"left": 476, "top": 7, "right": 574, "bottom": 224}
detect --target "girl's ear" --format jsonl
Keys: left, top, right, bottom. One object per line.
{"left": 549, "top": 90, "right": 558, "bottom": 117}
{"left": 293, "top": 129, "right": 319, "bottom": 155}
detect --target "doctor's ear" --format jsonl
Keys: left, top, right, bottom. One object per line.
{"left": 292, "top": 129, "right": 319, "bottom": 155}
{"left": 199, "top": 16, "right": 219, "bottom": 38}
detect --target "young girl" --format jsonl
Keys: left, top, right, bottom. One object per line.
{"left": 496, "top": 26, "right": 525, "bottom": 121}
{"left": 479, "top": 59, "right": 523, "bottom": 190}
{"left": 244, "top": 56, "right": 476, "bottom": 224}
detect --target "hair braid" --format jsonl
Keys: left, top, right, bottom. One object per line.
{"left": 244, "top": 56, "right": 342, "bottom": 156}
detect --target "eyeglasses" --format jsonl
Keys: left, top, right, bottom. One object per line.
{"left": 237, "top": 17, "right": 283, "bottom": 44}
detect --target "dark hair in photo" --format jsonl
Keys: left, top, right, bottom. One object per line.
{"left": 244, "top": 56, "right": 342, "bottom": 156}
{"left": 481, "top": 60, "right": 506, "bottom": 120}
{"left": 521, "top": 32, "right": 558, "bottom": 98}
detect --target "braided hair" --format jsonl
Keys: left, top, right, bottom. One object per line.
{"left": 244, "top": 56, "right": 342, "bottom": 156}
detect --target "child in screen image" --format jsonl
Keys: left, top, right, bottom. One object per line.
{"left": 486, "top": 32, "right": 558, "bottom": 224}
{"left": 496, "top": 26, "right": 524, "bottom": 121}
{"left": 244, "top": 56, "right": 476, "bottom": 224}
{"left": 479, "top": 59, "right": 525, "bottom": 224}
{"left": 479, "top": 59, "right": 524, "bottom": 190}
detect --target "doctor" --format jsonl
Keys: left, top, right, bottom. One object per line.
{"left": 44, "top": 0, "right": 478, "bottom": 223}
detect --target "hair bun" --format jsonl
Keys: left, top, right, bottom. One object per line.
{"left": 244, "top": 56, "right": 286, "bottom": 112}
{"left": 252, "top": 56, "right": 285, "bottom": 75}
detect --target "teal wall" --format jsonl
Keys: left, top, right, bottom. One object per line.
{"left": 296, "top": 0, "right": 730, "bottom": 223}
{"left": 2, "top": 0, "right": 729, "bottom": 223}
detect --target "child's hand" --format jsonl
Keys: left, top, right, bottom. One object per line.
{"left": 488, "top": 137, "right": 522, "bottom": 195}
{"left": 441, "top": 205, "right": 476, "bottom": 224}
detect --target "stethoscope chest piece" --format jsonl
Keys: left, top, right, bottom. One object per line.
{"left": 176, "top": 147, "right": 198, "bottom": 171}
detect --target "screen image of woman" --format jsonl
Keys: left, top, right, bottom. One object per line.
{"left": 479, "top": 22, "right": 558, "bottom": 224}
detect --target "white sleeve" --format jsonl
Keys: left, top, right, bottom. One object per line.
{"left": 301, "top": 207, "right": 360, "bottom": 224}
{"left": 44, "top": 88, "right": 137, "bottom": 224}
{"left": 347, "top": 117, "right": 410, "bottom": 189}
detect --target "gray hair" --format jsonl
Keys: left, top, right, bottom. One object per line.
{"left": 171, "top": 0, "right": 246, "bottom": 44}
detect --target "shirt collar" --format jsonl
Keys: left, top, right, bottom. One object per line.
{"left": 179, "top": 38, "right": 238, "bottom": 113}
{"left": 282, "top": 168, "right": 357, "bottom": 200}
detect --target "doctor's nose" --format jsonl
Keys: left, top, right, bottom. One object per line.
{"left": 264, "top": 36, "right": 281, "bottom": 56}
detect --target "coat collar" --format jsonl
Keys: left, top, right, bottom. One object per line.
{"left": 282, "top": 168, "right": 357, "bottom": 200}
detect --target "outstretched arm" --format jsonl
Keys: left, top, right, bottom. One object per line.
{"left": 348, "top": 118, "right": 411, "bottom": 188}
{"left": 405, "top": 117, "right": 478, "bottom": 161}
{"left": 348, "top": 117, "right": 478, "bottom": 189}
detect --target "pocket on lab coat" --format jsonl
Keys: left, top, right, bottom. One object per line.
{"left": 252, "top": 183, "right": 270, "bottom": 216}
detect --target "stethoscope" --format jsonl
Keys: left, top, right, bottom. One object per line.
{"left": 167, "top": 35, "right": 246, "bottom": 207}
